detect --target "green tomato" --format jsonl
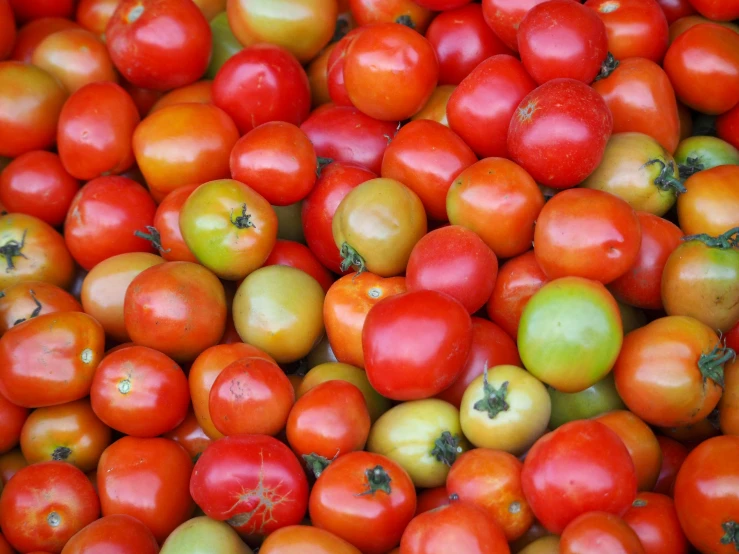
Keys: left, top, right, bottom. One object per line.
{"left": 548, "top": 373, "right": 626, "bottom": 429}
{"left": 674, "top": 135, "right": 739, "bottom": 178}
{"left": 160, "top": 517, "right": 252, "bottom": 554}
{"left": 518, "top": 276, "right": 623, "bottom": 393}
{"left": 273, "top": 202, "right": 306, "bottom": 244}
{"left": 206, "top": 12, "right": 244, "bottom": 79}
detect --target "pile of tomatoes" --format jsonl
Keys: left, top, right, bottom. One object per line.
{"left": 0, "top": 0, "right": 739, "bottom": 552}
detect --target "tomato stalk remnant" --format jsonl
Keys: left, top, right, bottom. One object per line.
{"left": 721, "top": 521, "right": 739, "bottom": 549}
{"left": 678, "top": 155, "right": 705, "bottom": 178}
{"left": 12, "top": 289, "right": 42, "bottom": 326}
{"left": 134, "top": 226, "right": 170, "bottom": 254}
{"left": 430, "top": 431, "right": 463, "bottom": 467}
{"left": 230, "top": 204, "right": 256, "bottom": 230}
{"left": 395, "top": 15, "right": 415, "bottom": 29}
{"left": 357, "top": 465, "right": 392, "bottom": 496}
{"left": 698, "top": 343, "right": 736, "bottom": 388}
{"left": 302, "top": 452, "right": 335, "bottom": 479}
{"left": 682, "top": 226, "right": 739, "bottom": 250}
{"left": 644, "top": 159, "right": 687, "bottom": 195}
{"left": 595, "top": 52, "right": 619, "bottom": 81}
{"left": 340, "top": 242, "right": 366, "bottom": 274}
{"left": 473, "top": 369, "right": 511, "bottom": 418}
{"left": 0, "top": 229, "right": 27, "bottom": 272}
{"left": 316, "top": 156, "right": 334, "bottom": 177}
{"left": 52, "top": 446, "right": 72, "bottom": 461}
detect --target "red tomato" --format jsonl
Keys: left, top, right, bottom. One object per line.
{"left": 343, "top": 22, "right": 438, "bottom": 122}
{"left": 263, "top": 240, "right": 335, "bottom": 293}
{"left": 150, "top": 185, "right": 198, "bottom": 263}
{"left": 76, "top": 0, "right": 121, "bottom": 36}
{"left": 120, "top": 78, "right": 162, "bottom": 118}
{"left": 260, "top": 525, "right": 363, "bottom": 554}
{"left": 481, "top": 0, "right": 549, "bottom": 52}
{"left": 656, "top": 0, "right": 697, "bottom": 22}
{"left": 717, "top": 102, "right": 739, "bottom": 150}
{"left": 663, "top": 23, "right": 739, "bottom": 115}
{"left": 362, "top": 289, "right": 472, "bottom": 400}
{"left": 0, "top": 0, "right": 15, "bottom": 60}
{"left": 0, "top": 461, "right": 99, "bottom": 553}
{"left": 64, "top": 176, "right": 156, "bottom": 271}
{"left": 212, "top": 44, "right": 310, "bottom": 135}
{"left": 0, "top": 534, "right": 10, "bottom": 554}
{"left": 425, "top": 4, "right": 513, "bottom": 86}
{"left": 10, "top": 17, "right": 80, "bottom": 62}
{"left": 309, "top": 451, "right": 416, "bottom": 554}
{"left": 415, "top": 487, "right": 450, "bottom": 516}
{"left": 60, "top": 514, "right": 159, "bottom": 554}
{"left": 508, "top": 78, "right": 614, "bottom": 189}
{"left": 560, "top": 512, "right": 644, "bottom": 554}
{"left": 623, "top": 492, "right": 688, "bottom": 554}
{"left": 687, "top": 0, "right": 739, "bottom": 20}
{"left": 727, "top": 320, "right": 739, "bottom": 354}
{"left": 534, "top": 188, "right": 641, "bottom": 284}
{"left": 380, "top": 120, "right": 477, "bottom": 222}
{"left": 106, "top": 0, "right": 211, "bottom": 91}
{"left": 9, "top": 0, "right": 75, "bottom": 21}
{"left": 521, "top": 420, "right": 638, "bottom": 534}
{"left": 653, "top": 436, "right": 688, "bottom": 496}
{"left": 447, "top": 55, "right": 536, "bottom": 158}
{"left": 98, "top": 437, "right": 195, "bottom": 543}
{"left": 0, "top": 449, "right": 25, "bottom": 485}
{"left": 348, "top": 0, "right": 433, "bottom": 34}
{"left": 327, "top": 27, "right": 364, "bottom": 107}
{"left": 0, "top": 392, "right": 27, "bottom": 454}
{"left": 230, "top": 122, "right": 317, "bottom": 206}
{"left": 162, "top": 409, "right": 212, "bottom": 461}
{"left": 0, "top": 151, "right": 79, "bottom": 226}
{"left": 190, "top": 434, "right": 309, "bottom": 540}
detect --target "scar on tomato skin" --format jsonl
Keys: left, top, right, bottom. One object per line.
{"left": 517, "top": 100, "right": 539, "bottom": 123}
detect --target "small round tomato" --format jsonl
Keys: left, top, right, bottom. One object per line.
{"left": 522, "top": 420, "right": 638, "bottom": 534}
{"left": 481, "top": 0, "right": 549, "bottom": 51}
{"left": 560, "top": 512, "right": 644, "bottom": 554}
{"left": 10, "top": 17, "right": 80, "bottom": 62}
{"left": 460, "top": 365, "right": 550, "bottom": 455}
{"left": 678, "top": 165, "right": 739, "bottom": 237}
{"left": 0, "top": 281, "right": 81, "bottom": 336}
{"left": 145, "top": 185, "right": 198, "bottom": 263}
{"left": 349, "top": 0, "right": 433, "bottom": 34}
{"left": 263, "top": 240, "right": 335, "bottom": 293}
{"left": 344, "top": 22, "right": 438, "bottom": 121}
{"left": 162, "top": 409, "right": 212, "bottom": 461}
{"left": 148, "top": 79, "right": 213, "bottom": 113}
{"left": 0, "top": 392, "right": 27, "bottom": 455}
{"left": 412, "top": 85, "right": 455, "bottom": 127}
{"left": 261, "top": 525, "right": 362, "bottom": 554}
{"left": 20, "top": 398, "right": 111, "bottom": 472}
{"left": 124, "top": 261, "right": 227, "bottom": 363}
{"left": 0, "top": 461, "right": 99, "bottom": 554}
{"left": 0, "top": 151, "right": 79, "bottom": 226}
{"left": 309, "top": 451, "right": 416, "bottom": 554}
{"left": 160, "top": 516, "right": 253, "bottom": 554}
{"left": 209, "top": 357, "right": 295, "bottom": 437}
{"left": 623, "top": 492, "right": 688, "bottom": 554}
{"left": 653, "top": 436, "right": 688, "bottom": 496}
{"left": 447, "top": 449, "right": 533, "bottom": 541}
{"left": 106, "top": 0, "right": 211, "bottom": 91}
{"left": 548, "top": 374, "right": 626, "bottom": 429}
{"left": 61, "top": 514, "right": 159, "bottom": 554}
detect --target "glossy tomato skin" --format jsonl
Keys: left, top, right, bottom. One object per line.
{"left": 149, "top": 79, "right": 213, "bottom": 113}
{"left": 106, "top": 0, "right": 212, "bottom": 91}
{"left": 656, "top": 0, "right": 697, "bottom": 22}
{"left": 677, "top": 165, "right": 739, "bottom": 237}
{"left": 447, "top": 55, "right": 536, "bottom": 158}
{"left": 0, "top": 312, "right": 105, "bottom": 408}
{"left": 10, "top": 17, "right": 80, "bottom": 62}
{"left": 363, "top": 290, "right": 472, "bottom": 400}
{"left": 326, "top": 27, "right": 364, "bottom": 107}
{"left": 76, "top": 0, "right": 121, "bottom": 37}
{"left": 162, "top": 409, "right": 212, "bottom": 460}
{"left": 60, "top": 514, "right": 159, "bottom": 554}
{"left": 521, "top": 420, "right": 638, "bottom": 534}
{"left": 159, "top": 515, "right": 253, "bottom": 554}
{"left": 263, "top": 240, "right": 334, "bottom": 293}
{"left": 653, "top": 436, "right": 688, "bottom": 496}
{"left": 191, "top": 434, "right": 309, "bottom": 540}
{"left": 150, "top": 185, "right": 198, "bottom": 263}
{"left": 260, "top": 525, "right": 362, "bottom": 554}
{"left": 0, "top": 392, "right": 27, "bottom": 454}
{"left": 481, "top": 0, "right": 549, "bottom": 52}
{"left": 0, "top": 151, "right": 79, "bottom": 227}
{"left": 349, "top": 0, "right": 433, "bottom": 33}
{"left": 213, "top": 44, "right": 311, "bottom": 135}
{"left": 559, "top": 512, "right": 644, "bottom": 554}
{"left": 687, "top": 0, "right": 739, "bottom": 20}
{"left": 623, "top": 492, "right": 688, "bottom": 554}
{"left": 717, "top": 102, "right": 739, "bottom": 150}
{"left": 412, "top": 85, "right": 455, "bottom": 127}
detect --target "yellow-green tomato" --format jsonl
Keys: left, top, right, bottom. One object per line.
{"left": 332, "top": 178, "right": 427, "bottom": 277}
{"left": 160, "top": 516, "right": 252, "bottom": 554}
{"left": 548, "top": 374, "right": 626, "bottom": 429}
{"left": 460, "top": 365, "right": 550, "bottom": 455}
{"left": 232, "top": 265, "right": 325, "bottom": 364}
{"left": 366, "top": 399, "right": 468, "bottom": 488}
{"left": 519, "top": 535, "right": 561, "bottom": 554}
{"left": 273, "top": 202, "right": 305, "bottom": 243}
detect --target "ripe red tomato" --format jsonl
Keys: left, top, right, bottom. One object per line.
{"left": 190, "top": 434, "right": 309, "bottom": 540}
{"left": 327, "top": 27, "right": 364, "bottom": 107}
{"left": 98, "top": 437, "right": 195, "bottom": 543}
{"left": 9, "top": 0, "right": 75, "bottom": 21}
{"left": 348, "top": 0, "right": 433, "bottom": 34}
{"left": 560, "top": 512, "right": 644, "bottom": 554}
{"left": 687, "top": 0, "right": 739, "bottom": 20}
{"left": 106, "top": 0, "right": 212, "bottom": 91}
{"left": 149, "top": 185, "right": 198, "bottom": 263}
{"left": 481, "top": 0, "right": 549, "bottom": 52}
{"left": 363, "top": 289, "right": 472, "bottom": 400}
{"left": 10, "top": 17, "right": 80, "bottom": 62}
{"left": 415, "top": 487, "right": 450, "bottom": 516}
{"left": 447, "top": 55, "right": 536, "bottom": 158}
{"left": 508, "top": 78, "right": 613, "bottom": 189}
{"left": 656, "top": 0, "right": 697, "bottom": 22}
{"left": 212, "top": 44, "right": 311, "bottom": 135}
{"left": 0, "top": 0, "right": 14, "bottom": 60}
{"left": 60, "top": 514, "right": 159, "bottom": 554}
{"left": 521, "top": 420, "right": 638, "bottom": 534}
{"left": 717, "top": 101, "right": 739, "bottom": 150}
{"left": 0, "top": 392, "right": 27, "bottom": 455}
{"left": 263, "top": 240, "right": 335, "bottom": 293}
{"left": 623, "top": 492, "right": 688, "bottom": 554}
{"left": 0, "top": 151, "right": 79, "bottom": 226}
{"left": 653, "top": 436, "right": 688, "bottom": 496}
{"left": 677, "top": 165, "right": 739, "bottom": 237}
{"left": 76, "top": 0, "right": 121, "bottom": 36}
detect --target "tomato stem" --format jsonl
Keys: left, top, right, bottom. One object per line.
{"left": 230, "top": 204, "right": 257, "bottom": 230}
{"left": 395, "top": 14, "right": 416, "bottom": 29}
{"left": 682, "top": 227, "right": 739, "bottom": 249}
{"left": 340, "top": 242, "right": 366, "bottom": 274}
{"left": 357, "top": 465, "right": 392, "bottom": 496}
{"left": 594, "top": 52, "right": 619, "bottom": 81}
{"left": 12, "top": 289, "right": 42, "bottom": 326}
{"left": 698, "top": 343, "right": 736, "bottom": 388}
{"left": 51, "top": 446, "right": 72, "bottom": 461}
{"left": 678, "top": 155, "right": 705, "bottom": 179}
{"left": 134, "top": 226, "right": 170, "bottom": 254}
{"left": 302, "top": 453, "right": 335, "bottom": 479}
{"left": 430, "top": 431, "right": 464, "bottom": 467}
{"left": 721, "top": 521, "right": 739, "bottom": 549}
{"left": 0, "top": 228, "right": 28, "bottom": 272}
{"left": 644, "top": 159, "right": 687, "bottom": 195}
{"left": 316, "top": 156, "right": 334, "bottom": 177}
{"left": 473, "top": 369, "right": 511, "bottom": 419}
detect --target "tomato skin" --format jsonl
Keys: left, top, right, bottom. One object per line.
{"left": 522, "top": 420, "right": 638, "bottom": 534}
{"left": 717, "top": 102, "right": 739, "bottom": 150}
{"left": 560, "top": 512, "right": 644, "bottom": 554}
{"left": 264, "top": 240, "right": 334, "bottom": 293}
{"left": 415, "top": 487, "right": 450, "bottom": 516}
{"left": 150, "top": 185, "right": 198, "bottom": 263}
{"left": 0, "top": 0, "right": 14, "bottom": 60}
{"left": 652, "top": 436, "right": 688, "bottom": 496}
{"left": 687, "top": 0, "right": 739, "bottom": 20}
{"left": 656, "top": 0, "right": 697, "bottom": 22}
{"left": 76, "top": 0, "right": 120, "bottom": 37}
{"left": 10, "top": 17, "right": 80, "bottom": 62}
{"left": 677, "top": 165, "right": 739, "bottom": 237}
{"left": 326, "top": 27, "right": 363, "bottom": 107}
{"left": 106, "top": 0, "right": 211, "bottom": 91}
{"left": 412, "top": 85, "right": 454, "bottom": 127}
{"left": 60, "top": 514, "right": 160, "bottom": 554}
{"left": 447, "top": 55, "right": 536, "bottom": 158}
{"left": 622, "top": 493, "right": 687, "bottom": 554}
{"left": 663, "top": 24, "right": 739, "bottom": 115}
{"left": 308, "top": 43, "right": 335, "bottom": 109}
{"left": 0, "top": 449, "right": 25, "bottom": 484}
{"left": 0, "top": 151, "right": 80, "bottom": 227}
{"left": 160, "top": 516, "right": 252, "bottom": 554}
{"left": 349, "top": 0, "right": 432, "bottom": 33}
{"left": 149, "top": 79, "right": 213, "bottom": 113}
{"left": 309, "top": 451, "right": 416, "bottom": 554}
{"left": 720, "top": 358, "right": 739, "bottom": 436}
{"left": 260, "top": 525, "right": 362, "bottom": 554}
{"left": 548, "top": 374, "right": 626, "bottom": 429}
{"left": 0, "top": 392, "right": 27, "bottom": 455}
{"left": 162, "top": 409, "right": 212, "bottom": 461}
{"left": 481, "top": 0, "right": 549, "bottom": 52}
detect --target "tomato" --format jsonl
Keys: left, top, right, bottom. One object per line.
{"left": 0, "top": 0, "right": 14, "bottom": 59}
{"left": 614, "top": 316, "right": 726, "bottom": 427}
{"left": 261, "top": 525, "right": 362, "bottom": 554}
{"left": 481, "top": 0, "right": 549, "bottom": 52}
{"left": 9, "top": 0, "right": 75, "bottom": 21}
{"left": 669, "top": 15, "right": 739, "bottom": 45}
{"left": 146, "top": 185, "right": 198, "bottom": 263}
{"left": 162, "top": 409, "right": 212, "bottom": 461}
{"left": 349, "top": 0, "right": 432, "bottom": 33}
{"left": 106, "top": 0, "right": 211, "bottom": 91}
{"left": 447, "top": 55, "right": 536, "bottom": 158}
{"left": 677, "top": 165, "right": 739, "bottom": 237}
{"left": 560, "top": 512, "right": 644, "bottom": 554}
{"left": 120, "top": 79, "right": 162, "bottom": 118}
{"left": 75, "top": 0, "right": 120, "bottom": 36}
{"left": 609, "top": 212, "right": 683, "bottom": 311}
{"left": 0, "top": 534, "right": 11, "bottom": 554}
{"left": 0, "top": 281, "right": 81, "bottom": 337}
{"left": 656, "top": 0, "right": 697, "bottom": 22}
{"left": 622, "top": 492, "right": 687, "bottom": 554}
{"left": 98, "top": 437, "right": 195, "bottom": 543}
{"left": 159, "top": 517, "right": 251, "bottom": 554}
{"left": 717, "top": 102, "right": 739, "bottom": 150}
{"left": 57, "top": 82, "right": 139, "bottom": 181}
{"left": 149, "top": 80, "right": 213, "bottom": 113}
{"left": 522, "top": 420, "right": 637, "bottom": 534}
{"left": 415, "top": 487, "right": 450, "bottom": 516}
{"left": 344, "top": 23, "right": 438, "bottom": 121}
{"left": 326, "top": 27, "right": 364, "bottom": 107}
{"left": 459, "top": 365, "right": 550, "bottom": 455}
{"left": 309, "top": 451, "right": 416, "bottom": 554}
{"left": 663, "top": 23, "right": 739, "bottom": 115}
{"left": 0, "top": 390, "right": 26, "bottom": 462}
{"left": 0, "top": 62, "right": 67, "bottom": 158}
{"left": 20, "top": 398, "right": 110, "bottom": 472}
{"left": 446, "top": 449, "right": 534, "bottom": 542}
{"left": 674, "top": 136, "right": 739, "bottom": 178}
{"left": 674, "top": 436, "right": 739, "bottom": 553}
{"left": 132, "top": 103, "right": 239, "bottom": 202}
{"left": 308, "top": 44, "right": 335, "bottom": 108}
{"left": 659, "top": 418, "right": 720, "bottom": 449}
{"left": 653, "top": 436, "right": 688, "bottom": 496}
{"left": 0, "top": 448, "right": 25, "bottom": 484}
{"left": 720, "top": 357, "right": 739, "bottom": 436}
{"left": 661, "top": 231, "right": 739, "bottom": 332}
{"left": 0, "top": 151, "right": 79, "bottom": 227}
{"left": 273, "top": 203, "right": 305, "bottom": 244}
{"left": 687, "top": 0, "right": 739, "bottom": 20}
{"left": 206, "top": 11, "right": 243, "bottom": 79}
{"left": 412, "top": 85, "right": 455, "bottom": 127}
{"left": 212, "top": 44, "right": 310, "bottom": 135}
{"left": 124, "top": 261, "right": 227, "bottom": 362}
{"left": 10, "top": 17, "right": 80, "bottom": 62}
{"left": 518, "top": 536, "right": 560, "bottom": 554}
{"left": 179, "top": 179, "right": 277, "bottom": 280}
{"left": 263, "top": 241, "right": 333, "bottom": 294}
{"left": 191, "top": 434, "right": 308, "bottom": 540}
{"left": 400, "top": 499, "right": 510, "bottom": 554}
{"left": 549, "top": 374, "right": 626, "bottom": 429}
{"left": 0, "top": 461, "right": 99, "bottom": 553}
{"left": 61, "top": 514, "right": 159, "bottom": 554}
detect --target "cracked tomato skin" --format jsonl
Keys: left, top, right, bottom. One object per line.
{"left": 190, "top": 434, "right": 309, "bottom": 542}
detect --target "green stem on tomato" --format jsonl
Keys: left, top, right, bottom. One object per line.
{"left": 698, "top": 343, "right": 736, "bottom": 388}
{"left": 340, "top": 242, "right": 366, "bottom": 274}
{"left": 430, "top": 431, "right": 464, "bottom": 467}
{"left": 0, "top": 228, "right": 27, "bottom": 272}
{"left": 682, "top": 227, "right": 739, "bottom": 250}
{"left": 644, "top": 158, "right": 687, "bottom": 195}
{"left": 357, "top": 465, "right": 392, "bottom": 496}
{"left": 473, "top": 368, "right": 511, "bottom": 419}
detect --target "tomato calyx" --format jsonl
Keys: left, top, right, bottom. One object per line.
{"left": 125, "top": 3, "right": 145, "bottom": 24}
{"left": 682, "top": 226, "right": 739, "bottom": 250}
{"left": 430, "top": 431, "right": 464, "bottom": 467}
{"left": 134, "top": 226, "right": 171, "bottom": 254}
{"left": 0, "top": 229, "right": 28, "bottom": 272}
{"left": 357, "top": 465, "right": 393, "bottom": 496}
{"left": 230, "top": 204, "right": 257, "bottom": 230}
{"left": 302, "top": 452, "right": 336, "bottom": 479}
{"left": 316, "top": 156, "right": 334, "bottom": 177}
{"left": 340, "top": 242, "right": 366, "bottom": 274}
{"left": 678, "top": 155, "right": 706, "bottom": 179}
{"left": 12, "top": 289, "right": 42, "bottom": 326}
{"left": 473, "top": 369, "right": 511, "bottom": 419}
{"left": 644, "top": 159, "right": 687, "bottom": 195}
{"left": 595, "top": 52, "right": 620, "bottom": 81}
{"left": 395, "top": 15, "right": 416, "bottom": 29}
{"left": 51, "top": 446, "right": 72, "bottom": 461}
{"left": 698, "top": 343, "right": 736, "bottom": 388}
{"left": 632, "top": 498, "right": 648, "bottom": 508}
{"left": 721, "top": 521, "right": 739, "bottom": 549}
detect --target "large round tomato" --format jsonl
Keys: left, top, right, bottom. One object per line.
{"left": 10, "top": 17, "right": 80, "bottom": 62}
{"left": 559, "top": 512, "right": 644, "bottom": 554}
{"left": 622, "top": 492, "right": 688, "bottom": 554}
{"left": 61, "top": 514, "right": 159, "bottom": 554}
{"left": 159, "top": 516, "right": 253, "bottom": 554}
{"left": 0, "top": 281, "right": 81, "bottom": 336}
{"left": 677, "top": 165, "right": 739, "bottom": 237}
{"left": 260, "top": 525, "right": 361, "bottom": 554}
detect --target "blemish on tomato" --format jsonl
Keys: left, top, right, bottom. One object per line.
{"left": 599, "top": 1, "right": 620, "bottom": 13}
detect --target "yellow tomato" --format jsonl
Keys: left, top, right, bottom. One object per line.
{"left": 518, "top": 535, "right": 561, "bottom": 554}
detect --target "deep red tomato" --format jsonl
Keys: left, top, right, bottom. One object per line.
{"left": 162, "top": 409, "right": 212, "bottom": 461}
{"left": 149, "top": 184, "right": 198, "bottom": 263}
{"left": 263, "top": 240, "right": 335, "bottom": 293}
{"left": 656, "top": 0, "right": 697, "bottom": 22}
{"left": 230, "top": 122, "right": 317, "bottom": 206}
{"left": 300, "top": 105, "right": 399, "bottom": 174}
{"left": 106, "top": 0, "right": 211, "bottom": 91}
{"left": 343, "top": 22, "right": 438, "bottom": 122}
{"left": 98, "top": 437, "right": 195, "bottom": 543}
{"left": 653, "top": 436, "right": 688, "bottom": 496}
{"left": 9, "top": 0, "right": 75, "bottom": 21}
{"left": 191, "top": 434, "right": 309, "bottom": 540}
{"left": 425, "top": 4, "right": 513, "bottom": 86}
{"left": 687, "top": 0, "right": 739, "bottom": 20}
{"left": 0, "top": 533, "right": 11, "bottom": 554}
{"left": 0, "top": 151, "right": 79, "bottom": 226}
{"left": 327, "top": 27, "right": 365, "bottom": 107}
{"left": 663, "top": 23, "right": 739, "bottom": 115}
{"left": 10, "top": 17, "right": 80, "bottom": 62}
{"left": 521, "top": 420, "right": 638, "bottom": 534}
{"left": 212, "top": 44, "right": 311, "bottom": 135}
{"left": 76, "top": 0, "right": 121, "bottom": 37}
{"left": 348, "top": 0, "right": 433, "bottom": 34}
{"left": 481, "top": 0, "right": 549, "bottom": 52}
{"left": 447, "top": 55, "right": 536, "bottom": 158}
{"left": 0, "top": 391, "right": 27, "bottom": 454}
{"left": 623, "top": 492, "right": 688, "bottom": 554}
{"left": 727, "top": 320, "right": 739, "bottom": 356}
{"left": 380, "top": 120, "right": 477, "bottom": 222}
{"left": 0, "top": 0, "right": 14, "bottom": 60}
{"left": 415, "top": 487, "right": 450, "bottom": 516}
{"left": 508, "top": 78, "right": 614, "bottom": 189}
{"left": 717, "top": 102, "right": 739, "bottom": 150}
{"left": 120, "top": 78, "right": 163, "bottom": 118}
{"left": 560, "top": 512, "right": 644, "bottom": 554}
{"left": 60, "top": 514, "right": 159, "bottom": 554}
{"left": 309, "top": 451, "right": 416, "bottom": 554}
